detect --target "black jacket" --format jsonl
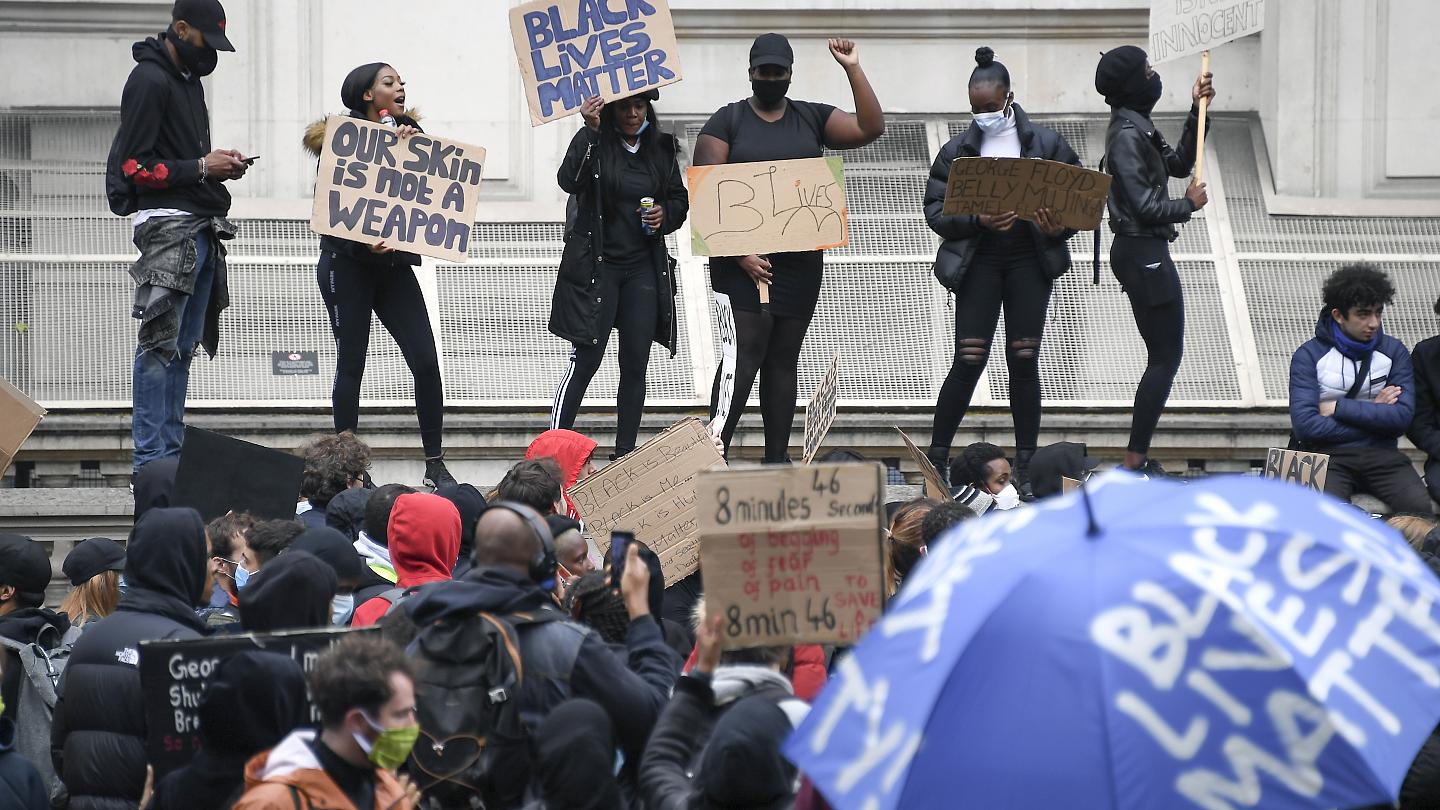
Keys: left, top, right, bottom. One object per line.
{"left": 0, "top": 719, "right": 46, "bottom": 810}
{"left": 53, "top": 508, "right": 209, "bottom": 810}
{"left": 1102, "top": 105, "right": 1203, "bottom": 240}
{"left": 550, "top": 125, "right": 687, "bottom": 355}
{"left": 0, "top": 607, "right": 70, "bottom": 724}
{"left": 1409, "top": 335, "right": 1440, "bottom": 462}
{"left": 924, "top": 104, "right": 1080, "bottom": 291}
{"left": 106, "top": 34, "right": 231, "bottom": 218}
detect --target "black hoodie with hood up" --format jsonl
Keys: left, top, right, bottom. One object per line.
{"left": 106, "top": 32, "right": 232, "bottom": 218}
{"left": 52, "top": 507, "right": 209, "bottom": 810}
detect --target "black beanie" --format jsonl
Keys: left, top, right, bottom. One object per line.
{"left": 340, "top": 62, "right": 387, "bottom": 114}
{"left": 1094, "top": 45, "right": 1149, "bottom": 106}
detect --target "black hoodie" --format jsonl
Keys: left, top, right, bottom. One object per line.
{"left": 52, "top": 507, "right": 209, "bottom": 810}
{"left": 106, "top": 33, "right": 231, "bottom": 218}
{"left": 239, "top": 551, "right": 337, "bottom": 633}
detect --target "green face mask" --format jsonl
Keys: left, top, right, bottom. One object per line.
{"left": 355, "top": 713, "right": 420, "bottom": 771}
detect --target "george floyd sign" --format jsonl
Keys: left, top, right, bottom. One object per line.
{"left": 942, "top": 157, "right": 1111, "bottom": 231}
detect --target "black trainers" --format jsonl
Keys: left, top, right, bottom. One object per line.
{"left": 1013, "top": 448, "right": 1036, "bottom": 502}
{"left": 925, "top": 449, "right": 951, "bottom": 487}
{"left": 1137, "top": 458, "right": 1179, "bottom": 480}
{"left": 423, "top": 457, "right": 457, "bottom": 490}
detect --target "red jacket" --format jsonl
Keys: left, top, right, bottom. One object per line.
{"left": 525, "top": 429, "right": 597, "bottom": 520}
{"left": 680, "top": 643, "right": 829, "bottom": 702}
{"left": 352, "top": 493, "right": 460, "bottom": 627}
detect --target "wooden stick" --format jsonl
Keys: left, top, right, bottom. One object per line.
{"left": 1194, "top": 49, "right": 1211, "bottom": 183}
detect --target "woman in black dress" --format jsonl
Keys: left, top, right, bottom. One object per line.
{"left": 693, "top": 33, "right": 885, "bottom": 463}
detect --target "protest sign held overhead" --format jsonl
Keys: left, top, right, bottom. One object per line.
{"left": 896, "top": 427, "right": 953, "bottom": 502}
{"left": 569, "top": 417, "right": 726, "bottom": 584}
{"left": 0, "top": 375, "right": 44, "bottom": 477}
{"left": 699, "top": 462, "right": 886, "bottom": 649}
{"left": 942, "top": 157, "right": 1111, "bottom": 231}
{"left": 803, "top": 352, "right": 841, "bottom": 465}
{"left": 689, "top": 157, "right": 849, "bottom": 257}
{"left": 510, "top": 0, "right": 684, "bottom": 126}
{"left": 309, "top": 116, "right": 486, "bottom": 262}
{"left": 1148, "top": 0, "right": 1265, "bottom": 64}
{"left": 1262, "top": 447, "right": 1329, "bottom": 493}
{"left": 140, "top": 627, "right": 374, "bottom": 778}
{"left": 172, "top": 427, "right": 306, "bottom": 521}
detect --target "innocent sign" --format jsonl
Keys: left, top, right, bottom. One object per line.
{"left": 309, "top": 116, "right": 486, "bottom": 263}
{"left": 510, "top": 0, "right": 684, "bottom": 126}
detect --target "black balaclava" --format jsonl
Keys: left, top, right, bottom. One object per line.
{"left": 239, "top": 550, "right": 337, "bottom": 633}
{"left": 534, "top": 699, "right": 624, "bottom": 810}
{"left": 1095, "top": 45, "right": 1162, "bottom": 116}
{"left": 166, "top": 25, "right": 218, "bottom": 77}
{"left": 340, "top": 62, "right": 387, "bottom": 114}
{"left": 122, "top": 507, "right": 209, "bottom": 632}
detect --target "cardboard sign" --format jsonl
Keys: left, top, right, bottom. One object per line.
{"left": 698, "top": 462, "right": 886, "bottom": 648}
{"left": 0, "top": 376, "right": 44, "bottom": 477}
{"left": 140, "top": 627, "right": 374, "bottom": 778}
{"left": 896, "top": 428, "right": 953, "bottom": 503}
{"left": 688, "top": 157, "right": 849, "bottom": 257}
{"left": 802, "top": 352, "right": 841, "bottom": 465}
{"left": 942, "top": 157, "right": 1111, "bottom": 231}
{"left": 1061, "top": 476, "right": 1083, "bottom": 494}
{"left": 271, "top": 351, "right": 318, "bottom": 376}
{"left": 569, "top": 417, "right": 727, "bottom": 584}
{"left": 309, "top": 116, "right": 486, "bottom": 262}
{"left": 171, "top": 427, "right": 306, "bottom": 521}
{"left": 1149, "top": 0, "right": 1265, "bottom": 64}
{"left": 1261, "top": 448, "right": 1329, "bottom": 493}
{"left": 710, "top": 292, "right": 738, "bottom": 436}
{"left": 510, "top": 0, "right": 683, "bottom": 126}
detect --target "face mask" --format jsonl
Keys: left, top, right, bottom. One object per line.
{"left": 232, "top": 563, "right": 251, "bottom": 590}
{"left": 993, "top": 483, "right": 1021, "bottom": 511}
{"left": 751, "top": 78, "right": 790, "bottom": 108}
{"left": 354, "top": 712, "right": 420, "bottom": 771}
{"left": 971, "top": 108, "right": 1010, "bottom": 136}
{"left": 330, "top": 593, "right": 355, "bottom": 625}
{"left": 168, "top": 27, "right": 218, "bottom": 77}
{"left": 1134, "top": 72, "right": 1163, "bottom": 116}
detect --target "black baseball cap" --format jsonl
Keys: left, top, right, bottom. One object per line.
{"left": 172, "top": 0, "right": 235, "bottom": 52}
{"left": 0, "top": 534, "right": 53, "bottom": 596}
{"left": 749, "top": 33, "right": 793, "bottom": 69}
{"left": 63, "top": 537, "right": 127, "bottom": 586}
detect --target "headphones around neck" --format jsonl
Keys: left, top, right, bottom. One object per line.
{"left": 486, "top": 501, "right": 557, "bottom": 587}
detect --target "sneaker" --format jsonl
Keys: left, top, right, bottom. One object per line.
{"left": 1136, "top": 458, "right": 1180, "bottom": 480}
{"left": 423, "top": 457, "right": 457, "bottom": 490}
{"left": 925, "top": 449, "right": 951, "bottom": 487}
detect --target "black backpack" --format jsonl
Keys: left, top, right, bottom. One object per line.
{"left": 406, "top": 608, "right": 563, "bottom": 809}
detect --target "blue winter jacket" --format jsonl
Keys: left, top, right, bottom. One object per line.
{"left": 1289, "top": 311, "right": 1415, "bottom": 450}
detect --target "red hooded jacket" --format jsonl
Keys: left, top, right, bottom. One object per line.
{"left": 351, "top": 492, "right": 460, "bottom": 627}
{"left": 525, "top": 429, "right": 598, "bottom": 520}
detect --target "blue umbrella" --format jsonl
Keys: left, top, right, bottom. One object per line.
{"left": 786, "top": 472, "right": 1440, "bottom": 810}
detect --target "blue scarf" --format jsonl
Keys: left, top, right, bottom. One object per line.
{"left": 1329, "top": 318, "right": 1380, "bottom": 361}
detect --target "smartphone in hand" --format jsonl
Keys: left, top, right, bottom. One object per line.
{"left": 241, "top": 155, "right": 260, "bottom": 165}
{"left": 609, "top": 531, "right": 634, "bottom": 589}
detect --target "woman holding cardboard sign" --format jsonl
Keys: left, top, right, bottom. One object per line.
{"left": 694, "top": 33, "right": 884, "bottom": 463}
{"left": 303, "top": 62, "right": 454, "bottom": 489}
{"left": 924, "top": 47, "right": 1082, "bottom": 500}
{"left": 549, "top": 89, "right": 688, "bottom": 460}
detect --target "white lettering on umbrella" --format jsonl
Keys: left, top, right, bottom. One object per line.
{"left": 1116, "top": 690, "right": 1208, "bottom": 759}
{"left": 1176, "top": 691, "right": 1334, "bottom": 810}
{"left": 809, "top": 655, "right": 922, "bottom": 803}
{"left": 1277, "top": 532, "right": 1370, "bottom": 605}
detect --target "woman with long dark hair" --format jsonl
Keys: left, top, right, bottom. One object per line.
{"left": 694, "top": 34, "right": 884, "bottom": 463}
{"left": 302, "top": 62, "right": 454, "bottom": 488}
{"left": 924, "top": 47, "right": 1081, "bottom": 498}
{"left": 549, "top": 90, "right": 688, "bottom": 459}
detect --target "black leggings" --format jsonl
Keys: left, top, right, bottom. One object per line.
{"left": 710, "top": 309, "right": 811, "bottom": 463}
{"left": 317, "top": 250, "right": 444, "bottom": 457}
{"left": 930, "top": 243, "right": 1051, "bottom": 455}
{"left": 1111, "top": 236, "right": 1185, "bottom": 456}
{"left": 552, "top": 259, "right": 657, "bottom": 455}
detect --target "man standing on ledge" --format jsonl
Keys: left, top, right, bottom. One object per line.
{"left": 105, "top": 0, "right": 250, "bottom": 475}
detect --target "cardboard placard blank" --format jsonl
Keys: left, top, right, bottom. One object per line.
{"left": 0, "top": 376, "right": 44, "bottom": 477}
{"left": 140, "top": 627, "right": 374, "bottom": 778}
{"left": 510, "top": 0, "right": 683, "bottom": 126}
{"left": 802, "top": 352, "right": 841, "bottom": 465}
{"left": 1061, "top": 476, "right": 1083, "bottom": 494}
{"left": 688, "top": 157, "right": 848, "bottom": 257}
{"left": 1261, "top": 448, "right": 1329, "bottom": 493}
{"left": 171, "top": 427, "right": 306, "bottom": 521}
{"left": 1149, "top": 0, "right": 1265, "bottom": 64}
{"left": 310, "top": 116, "right": 486, "bottom": 262}
{"left": 941, "top": 157, "right": 1111, "bottom": 231}
{"left": 698, "top": 462, "right": 886, "bottom": 648}
{"left": 896, "top": 428, "right": 953, "bottom": 503}
{"left": 569, "top": 418, "right": 727, "bottom": 585}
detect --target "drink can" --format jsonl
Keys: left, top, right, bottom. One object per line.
{"left": 640, "top": 197, "right": 657, "bottom": 236}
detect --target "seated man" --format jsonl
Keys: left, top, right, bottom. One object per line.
{"left": 1407, "top": 294, "right": 1440, "bottom": 504}
{"left": 1289, "top": 264, "right": 1430, "bottom": 513}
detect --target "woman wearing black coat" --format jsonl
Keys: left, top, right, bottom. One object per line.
{"left": 549, "top": 90, "right": 687, "bottom": 459}
{"left": 924, "top": 47, "right": 1081, "bottom": 497}
{"left": 1094, "top": 45, "right": 1214, "bottom": 476}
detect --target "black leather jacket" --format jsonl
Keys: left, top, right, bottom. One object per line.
{"left": 1102, "top": 105, "right": 1204, "bottom": 240}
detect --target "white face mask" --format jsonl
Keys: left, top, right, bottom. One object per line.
{"left": 971, "top": 107, "right": 1010, "bottom": 135}
{"left": 330, "top": 593, "right": 355, "bottom": 626}
{"left": 993, "top": 483, "right": 1021, "bottom": 511}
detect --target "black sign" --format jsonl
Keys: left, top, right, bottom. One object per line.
{"left": 139, "top": 627, "right": 374, "bottom": 778}
{"left": 271, "top": 351, "right": 319, "bottom": 376}
{"left": 171, "top": 427, "right": 306, "bottom": 521}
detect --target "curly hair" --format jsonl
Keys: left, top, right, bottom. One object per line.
{"left": 1322, "top": 264, "right": 1394, "bottom": 317}
{"left": 308, "top": 635, "right": 414, "bottom": 728}
{"left": 920, "top": 500, "right": 975, "bottom": 546}
{"left": 951, "top": 442, "right": 1008, "bottom": 491}
{"left": 297, "top": 432, "right": 372, "bottom": 507}
{"left": 564, "top": 571, "right": 630, "bottom": 645}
